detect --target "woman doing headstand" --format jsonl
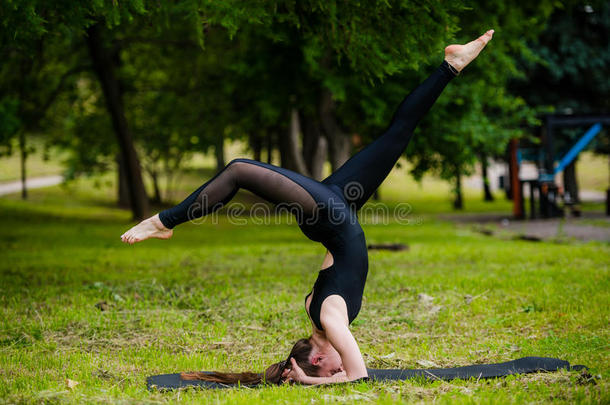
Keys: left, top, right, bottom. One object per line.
{"left": 121, "top": 30, "right": 494, "bottom": 385}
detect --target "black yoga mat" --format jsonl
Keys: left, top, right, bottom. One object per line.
{"left": 147, "top": 356, "right": 586, "bottom": 390}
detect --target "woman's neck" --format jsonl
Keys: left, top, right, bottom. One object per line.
{"left": 310, "top": 329, "right": 331, "bottom": 352}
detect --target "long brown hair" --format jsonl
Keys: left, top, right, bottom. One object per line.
{"left": 180, "top": 337, "right": 320, "bottom": 385}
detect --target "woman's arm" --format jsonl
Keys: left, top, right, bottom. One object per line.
{"left": 319, "top": 296, "right": 368, "bottom": 381}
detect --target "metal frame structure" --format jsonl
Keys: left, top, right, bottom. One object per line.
{"left": 509, "top": 114, "right": 609, "bottom": 219}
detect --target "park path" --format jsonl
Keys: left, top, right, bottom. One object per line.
{"left": 441, "top": 211, "right": 610, "bottom": 242}
{"left": 0, "top": 175, "right": 63, "bottom": 196}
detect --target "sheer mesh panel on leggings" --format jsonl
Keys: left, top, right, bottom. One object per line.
{"left": 190, "top": 161, "right": 318, "bottom": 222}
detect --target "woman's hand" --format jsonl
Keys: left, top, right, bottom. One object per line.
{"left": 281, "top": 357, "right": 309, "bottom": 384}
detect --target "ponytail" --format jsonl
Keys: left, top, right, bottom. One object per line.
{"left": 180, "top": 361, "right": 283, "bottom": 385}
{"left": 180, "top": 337, "right": 320, "bottom": 386}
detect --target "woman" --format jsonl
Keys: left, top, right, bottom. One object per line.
{"left": 121, "top": 30, "right": 494, "bottom": 385}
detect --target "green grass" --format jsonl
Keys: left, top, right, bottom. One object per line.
{"left": 0, "top": 175, "right": 608, "bottom": 404}
{"left": 577, "top": 152, "right": 609, "bottom": 192}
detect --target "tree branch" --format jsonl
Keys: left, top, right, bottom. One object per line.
{"left": 38, "top": 64, "right": 91, "bottom": 118}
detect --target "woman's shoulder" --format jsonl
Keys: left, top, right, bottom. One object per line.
{"left": 319, "top": 294, "right": 350, "bottom": 325}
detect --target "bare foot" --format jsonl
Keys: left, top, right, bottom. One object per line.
{"left": 445, "top": 29, "right": 494, "bottom": 73}
{"left": 120, "top": 213, "right": 173, "bottom": 244}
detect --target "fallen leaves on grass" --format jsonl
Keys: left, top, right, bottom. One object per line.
{"left": 416, "top": 359, "right": 441, "bottom": 368}
{"left": 417, "top": 293, "right": 434, "bottom": 304}
{"left": 65, "top": 378, "right": 79, "bottom": 390}
{"left": 428, "top": 305, "right": 444, "bottom": 315}
{"left": 94, "top": 301, "right": 109, "bottom": 311}
{"left": 417, "top": 293, "right": 444, "bottom": 315}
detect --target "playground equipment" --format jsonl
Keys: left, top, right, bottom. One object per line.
{"left": 506, "top": 114, "right": 609, "bottom": 219}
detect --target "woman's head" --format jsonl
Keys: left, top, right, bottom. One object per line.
{"left": 309, "top": 342, "right": 344, "bottom": 377}
{"left": 265, "top": 337, "right": 320, "bottom": 383}
{"left": 279, "top": 336, "right": 344, "bottom": 379}
{"left": 180, "top": 336, "right": 324, "bottom": 385}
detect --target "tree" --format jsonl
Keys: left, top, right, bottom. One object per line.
{"left": 1, "top": 0, "right": 149, "bottom": 216}
{"left": 85, "top": 22, "right": 150, "bottom": 218}
{"left": 511, "top": 1, "right": 610, "bottom": 203}
{"left": 0, "top": 13, "right": 84, "bottom": 199}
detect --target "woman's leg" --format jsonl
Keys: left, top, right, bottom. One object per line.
{"left": 323, "top": 31, "right": 494, "bottom": 211}
{"left": 121, "top": 159, "right": 320, "bottom": 243}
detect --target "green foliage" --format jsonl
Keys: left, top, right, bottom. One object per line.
{"left": 45, "top": 75, "right": 116, "bottom": 179}
{"left": 295, "top": 0, "right": 462, "bottom": 80}
{"left": 1, "top": 0, "right": 148, "bottom": 52}
{"left": 511, "top": 1, "right": 610, "bottom": 155}
{"left": 515, "top": 0, "right": 610, "bottom": 112}
{"left": 1, "top": 0, "right": 592, "bottom": 208}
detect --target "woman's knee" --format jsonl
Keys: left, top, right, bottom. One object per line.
{"left": 226, "top": 158, "right": 254, "bottom": 169}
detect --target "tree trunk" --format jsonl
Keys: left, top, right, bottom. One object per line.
{"left": 302, "top": 112, "right": 327, "bottom": 180}
{"left": 86, "top": 23, "right": 149, "bottom": 220}
{"left": 481, "top": 155, "right": 494, "bottom": 202}
{"left": 508, "top": 138, "right": 523, "bottom": 218}
{"left": 149, "top": 169, "right": 162, "bottom": 204}
{"left": 506, "top": 156, "right": 513, "bottom": 200}
{"left": 319, "top": 89, "right": 350, "bottom": 171}
{"left": 215, "top": 134, "right": 225, "bottom": 172}
{"left": 250, "top": 133, "right": 262, "bottom": 162}
{"left": 19, "top": 130, "right": 27, "bottom": 200}
{"left": 266, "top": 132, "right": 274, "bottom": 164}
{"left": 17, "top": 54, "right": 33, "bottom": 201}
{"left": 279, "top": 108, "right": 309, "bottom": 175}
{"left": 310, "top": 136, "right": 327, "bottom": 180}
{"left": 563, "top": 159, "right": 579, "bottom": 203}
{"left": 117, "top": 154, "right": 130, "bottom": 208}
{"left": 453, "top": 170, "right": 463, "bottom": 210}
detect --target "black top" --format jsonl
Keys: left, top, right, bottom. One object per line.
{"left": 301, "top": 225, "right": 369, "bottom": 331}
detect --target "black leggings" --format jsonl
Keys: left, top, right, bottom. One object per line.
{"left": 159, "top": 61, "right": 456, "bottom": 229}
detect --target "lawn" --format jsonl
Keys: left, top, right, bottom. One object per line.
{"left": 0, "top": 172, "right": 608, "bottom": 404}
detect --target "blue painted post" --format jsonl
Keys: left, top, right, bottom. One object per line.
{"left": 553, "top": 123, "right": 602, "bottom": 176}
